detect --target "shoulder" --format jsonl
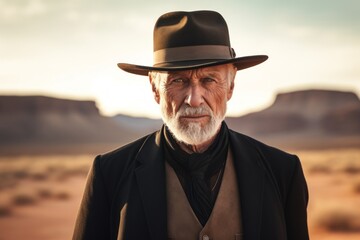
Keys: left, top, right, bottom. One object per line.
{"left": 96, "top": 132, "right": 157, "bottom": 170}
{"left": 91, "top": 132, "right": 158, "bottom": 187}
{"left": 99, "top": 134, "right": 152, "bottom": 164}
{"left": 228, "top": 129, "right": 305, "bottom": 200}
{"left": 228, "top": 128, "right": 299, "bottom": 165}
{"left": 229, "top": 128, "right": 307, "bottom": 200}
{"left": 229, "top": 129, "right": 294, "bottom": 159}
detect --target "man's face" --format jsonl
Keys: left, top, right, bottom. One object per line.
{"left": 150, "top": 64, "right": 236, "bottom": 145}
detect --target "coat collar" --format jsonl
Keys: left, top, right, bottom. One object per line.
{"left": 133, "top": 126, "right": 265, "bottom": 240}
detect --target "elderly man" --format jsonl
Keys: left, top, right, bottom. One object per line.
{"left": 73, "top": 10, "right": 309, "bottom": 240}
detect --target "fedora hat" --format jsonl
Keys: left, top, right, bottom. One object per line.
{"left": 118, "top": 10, "right": 268, "bottom": 76}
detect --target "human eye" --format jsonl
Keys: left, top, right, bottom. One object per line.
{"left": 168, "top": 75, "right": 187, "bottom": 85}
{"left": 172, "top": 78, "right": 185, "bottom": 83}
{"left": 201, "top": 77, "right": 216, "bottom": 83}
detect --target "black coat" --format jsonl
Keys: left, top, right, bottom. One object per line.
{"left": 73, "top": 128, "right": 309, "bottom": 240}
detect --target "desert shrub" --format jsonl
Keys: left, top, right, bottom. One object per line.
{"left": 54, "top": 191, "right": 70, "bottom": 200}
{"left": 0, "top": 204, "right": 12, "bottom": 217}
{"left": 46, "top": 165, "right": 63, "bottom": 173}
{"left": 353, "top": 181, "right": 360, "bottom": 194}
{"left": 31, "top": 172, "right": 48, "bottom": 181}
{"left": 54, "top": 167, "right": 89, "bottom": 182}
{"left": 298, "top": 149, "right": 360, "bottom": 175}
{"left": 308, "top": 165, "right": 332, "bottom": 174}
{"left": 37, "top": 188, "right": 53, "bottom": 199}
{"left": 0, "top": 179, "right": 17, "bottom": 191}
{"left": 12, "top": 170, "right": 29, "bottom": 179}
{"left": 317, "top": 209, "right": 360, "bottom": 232}
{"left": 54, "top": 172, "right": 69, "bottom": 182}
{"left": 12, "top": 193, "right": 37, "bottom": 206}
{"left": 343, "top": 165, "right": 360, "bottom": 175}
{"left": 68, "top": 167, "right": 89, "bottom": 176}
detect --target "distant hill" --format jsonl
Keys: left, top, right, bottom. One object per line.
{"left": 0, "top": 89, "right": 359, "bottom": 155}
{"left": 226, "top": 89, "right": 360, "bottom": 149}
{"left": 112, "top": 114, "right": 163, "bottom": 135}
{"left": 0, "top": 96, "right": 138, "bottom": 155}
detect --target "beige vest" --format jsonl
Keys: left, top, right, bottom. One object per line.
{"left": 166, "top": 150, "right": 243, "bottom": 240}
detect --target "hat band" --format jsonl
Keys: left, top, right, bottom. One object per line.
{"left": 153, "top": 45, "right": 234, "bottom": 65}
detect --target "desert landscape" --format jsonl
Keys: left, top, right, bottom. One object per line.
{"left": 0, "top": 89, "right": 360, "bottom": 239}
{"left": 0, "top": 150, "right": 359, "bottom": 240}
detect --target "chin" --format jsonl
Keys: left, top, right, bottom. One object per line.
{"left": 164, "top": 115, "right": 223, "bottom": 145}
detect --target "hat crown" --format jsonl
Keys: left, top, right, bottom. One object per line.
{"left": 154, "top": 11, "right": 231, "bottom": 51}
{"left": 117, "top": 10, "right": 268, "bottom": 76}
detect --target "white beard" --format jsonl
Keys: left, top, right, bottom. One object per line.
{"left": 161, "top": 104, "right": 225, "bottom": 145}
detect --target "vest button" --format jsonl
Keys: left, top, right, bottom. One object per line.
{"left": 203, "top": 235, "right": 210, "bottom": 240}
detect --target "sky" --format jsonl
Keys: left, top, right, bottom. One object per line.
{"left": 1, "top": 0, "right": 359, "bottom": 118}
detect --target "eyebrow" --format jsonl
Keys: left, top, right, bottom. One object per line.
{"left": 167, "top": 73, "right": 183, "bottom": 78}
{"left": 204, "top": 72, "right": 220, "bottom": 78}
{"left": 168, "top": 71, "right": 221, "bottom": 78}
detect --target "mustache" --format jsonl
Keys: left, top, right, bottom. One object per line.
{"left": 177, "top": 105, "right": 212, "bottom": 116}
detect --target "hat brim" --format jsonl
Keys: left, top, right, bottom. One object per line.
{"left": 117, "top": 55, "right": 268, "bottom": 76}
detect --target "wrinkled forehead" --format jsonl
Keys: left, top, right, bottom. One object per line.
{"left": 159, "top": 64, "right": 233, "bottom": 80}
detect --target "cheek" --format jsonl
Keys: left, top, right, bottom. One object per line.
{"left": 205, "top": 86, "right": 228, "bottom": 113}
{"left": 161, "top": 88, "right": 183, "bottom": 116}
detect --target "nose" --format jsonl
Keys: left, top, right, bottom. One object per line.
{"left": 185, "top": 84, "right": 204, "bottom": 107}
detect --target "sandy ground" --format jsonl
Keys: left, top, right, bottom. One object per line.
{"left": 306, "top": 173, "right": 360, "bottom": 240}
{"left": 0, "top": 177, "right": 85, "bottom": 240}
{"left": 0, "top": 151, "right": 360, "bottom": 240}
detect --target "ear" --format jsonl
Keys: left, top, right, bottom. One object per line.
{"left": 227, "top": 79, "right": 235, "bottom": 101}
{"left": 149, "top": 76, "right": 160, "bottom": 104}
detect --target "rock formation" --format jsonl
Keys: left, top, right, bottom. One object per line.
{"left": 0, "top": 96, "right": 136, "bottom": 154}
{"left": 226, "top": 89, "right": 360, "bottom": 149}
{"left": 0, "top": 89, "right": 359, "bottom": 154}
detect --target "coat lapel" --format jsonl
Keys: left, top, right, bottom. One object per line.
{"left": 229, "top": 131, "right": 265, "bottom": 240}
{"left": 134, "top": 130, "right": 167, "bottom": 240}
